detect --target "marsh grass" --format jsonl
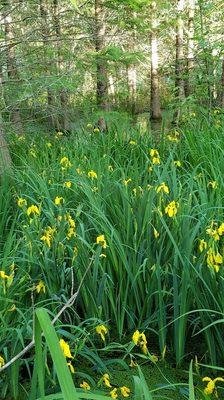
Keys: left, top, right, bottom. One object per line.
{"left": 1, "top": 110, "right": 224, "bottom": 397}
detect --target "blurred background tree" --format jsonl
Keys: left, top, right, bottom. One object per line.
{"left": 0, "top": 0, "right": 223, "bottom": 136}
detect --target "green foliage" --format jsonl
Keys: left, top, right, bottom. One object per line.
{"left": 1, "top": 113, "right": 224, "bottom": 397}
{"left": 34, "top": 308, "right": 77, "bottom": 399}
{"left": 1, "top": 0, "right": 224, "bottom": 396}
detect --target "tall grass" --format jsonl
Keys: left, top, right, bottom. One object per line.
{"left": 1, "top": 111, "right": 224, "bottom": 396}
{"left": 31, "top": 308, "right": 202, "bottom": 400}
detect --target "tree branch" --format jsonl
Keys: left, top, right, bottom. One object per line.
{"left": 0, "top": 256, "right": 93, "bottom": 373}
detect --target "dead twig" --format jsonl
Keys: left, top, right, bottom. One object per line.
{"left": 0, "top": 256, "right": 93, "bottom": 373}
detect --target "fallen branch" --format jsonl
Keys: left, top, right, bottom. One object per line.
{"left": 0, "top": 256, "right": 93, "bottom": 373}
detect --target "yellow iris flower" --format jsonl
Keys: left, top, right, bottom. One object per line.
{"left": 165, "top": 201, "right": 179, "bottom": 218}
{"left": 59, "top": 339, "right": 73, "bottom": 359}
{"left": 96, "top": 234, "right": 107, "bottom": 249}
{"left": 96, "top": 324, "right": 108, "bottom": 341}
{"left": 203, "top": 376, "right": 224, "bottom": 395}
{"left": 80, "top": 381, "right": 90, "bottom": 390}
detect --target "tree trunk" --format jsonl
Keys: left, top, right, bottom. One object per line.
{"left": 95, "top": 0, "right": 108, "bottom": 110}
{"left": 198, "top": 1, "right": 212, "bottom": 109}
{"left": 39, "top": 0, "right": 59, "bottom": 129}
{"left": 0, "top": 55, "right": 12, "bottom": 173}
{"left": 108, "top": 74, "right": 116, "bottom": 106}
{"left": 185, "top": 0, "right": 195, "bottom": 97}
{"left": 127, "top": 65, "right": 137, "bottom": 114}
{"left": 127, "top": 12, "right": 137, "bottom": 114}
{"left": 150, "top": 1, "right": 162, "bottom": 121}
{"left": 0, "top": 117, "right": 11, "bottom": 175}
{"left": 53, "top": 0, "right": 70, "bottom": 131}
{"left": 175, "top": 0, "right": 185, "bottom": 118}
{"left": 212, "top": 50, "right": 218, "bottom": 102}
{"left": 4, "top": 2, "right": 23, "bottom": 134}
{"left": 221, "top": 59, "right": 224, "bottom": 109}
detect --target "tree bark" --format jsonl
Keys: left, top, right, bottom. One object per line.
{"left": 108, "top": 74, "right": 116, "bottom": 106}
{"left": 127, "top": 65, "right": 137, "bottom": 114}
{"left": 198, "top": 1, "right": 212, "bottom": 109}
{"left": 39, "top": 0, "right": 59, "bottom": 129}
{"left": 127, "top": 12, "right": 137, "bottom": 114}
{"left": 175, "top": 0, "right": 185, "bottom": 117}
{"left": 0, "top": 116, "right": 11, "bottom": 175}
{"left": 185, "top": 0, "right": 195, "bottom": 97}
{"left": 0, "top": 48, "right": 12, "bottom": 173}
{"left": 95, "top": 0, "right": 108, "bottom": 110}
{"left": 53, "top": 0, "right": 70, "bottom": 131}
{"left": 4, "top": 1, "right": 23, "bottom": 134}
{"left": 221, "top": 59, "right": 224, "bottom": 109}
{"left": 150, "top": 1, "right": 162, "bottom": 121}
{"left": 212, "top": 49, "right": 218, "bottom": 102}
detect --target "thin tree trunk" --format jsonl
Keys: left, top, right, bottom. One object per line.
{"left": 39, "top": 0, "right": 60, "bottom": 130}
{"left": 53, "top": 0, "right": 70, "bottom": 131}
{"left": 4, "top": 2, "right": 23, "bottom": 134}
{"left": 150, "top": 1, "right": 162, "bottom": 121}
{"left": 175, "top": 0, "right": 185, "bottom": 119}
{"left": 185, "top": 0, "right": 195, "bottom": 97}
{"left": 198, "top": 2, "right": 212, "bottom": 109}
{"left": 127, "top": 65, "right": 137, "bottom": 114}
{"left": 0, "top": 54, "right": 11, "bottom": 173}
{"left": 127, "top": 12, "right": 137, "bottom": 114}
{"left": 0, "top": 116, "right": 11, "bottom": 174}
{"left": 115, "top": 68, "right": 121, "bottom": 108}
{"left": 221, "top": 59, "right": 224, "bottom": 109}
{"left": 108, "top": 74, "right": 116, "bottom": 106}
{"left": 212, "top": 51, "right": 218, "bottom": 102}
{"left": 95, "top": 0, "right": 108, "bottom": 110}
